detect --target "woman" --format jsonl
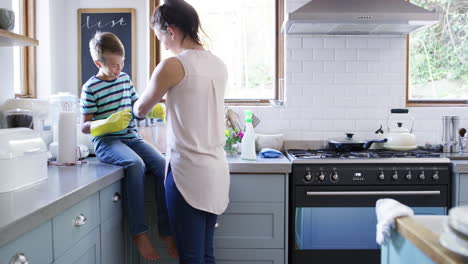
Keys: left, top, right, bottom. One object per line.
{"left": 133, "top": 0, "right": 230, "bottom": 262}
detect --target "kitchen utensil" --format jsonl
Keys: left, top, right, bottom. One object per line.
{"left": 225, "top": 108, "right": 242, "bottom": 131}
{"left": 0, "top": 8, "right": 15, "bottom": 30}
{"left": 452, "top": 116, "right": 461, "bottom": 153}
{"left": 328, "top": 133, "right": 387, "bottom": 152}
{"left": 442, "top": 116, "right": 452, "bottom": 152}
{"left": 370, "top": 124, "right": 386, "bottom": 149}
{"left": 383, "top": 109, "right": 417, "bottom": 151}
{"left": 4, "top": 108, "right": 34, "bottom": 129}
{"left": 252, "top": 113, "right": 261, "bottom": 128}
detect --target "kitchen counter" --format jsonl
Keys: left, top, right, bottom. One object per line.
{"left": 443, "top": 152, "right": 468, "bottom": 161}
{"left": 450, "top": 160, "right": 468, "bottom": 173}
{"left": 227, "top": 153, "right": 292, "bottom": 173}
{"left": 0, "top": 154, "right": 291, "bottom": 248}
{"left": 0, "top": 158, "right": 124, "bottom": 248}
{"left": 394, "top": 215, "right": 468, "bottom": 264}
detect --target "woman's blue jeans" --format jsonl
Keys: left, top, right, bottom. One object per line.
{"left": 165, "top": 165, "right": 218, "bottom": 264}
{"left": 95, "top": 136, "right": 170, "bottom": 237}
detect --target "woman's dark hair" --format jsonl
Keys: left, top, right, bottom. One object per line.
{"left": 151, "top": 0, "right": 203, "bottom": 45}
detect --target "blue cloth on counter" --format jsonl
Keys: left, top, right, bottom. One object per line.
{"left": 259, "top": 148, "right": 282, "bottom": 158}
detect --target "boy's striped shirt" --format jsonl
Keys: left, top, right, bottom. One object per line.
{"left": 80, "top": 72, "right": 139, "bottom": 142}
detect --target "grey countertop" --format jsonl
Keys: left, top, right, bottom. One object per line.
{"left": 0, "top": 158, "right": 124, "bottom": 247}
{"left": 0, "top": 154, "right": 291, "bottom": 248}
{"left": 227, "top": 153, "right": 292, "bottom": 173}
{"left": 451, "top": 160, "right": 468, "bottom": 173}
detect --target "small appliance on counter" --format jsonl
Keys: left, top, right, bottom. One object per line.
{"left": 0, "top": 128, "right": 48, "bottom": 193}
{"left": 4, "top": 108, "right": 34, "bottom": 128}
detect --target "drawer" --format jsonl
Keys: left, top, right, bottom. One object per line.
{"left": 53, "top": 193, "right": 100, "bottom": 259}
{"left": 0, "top": 221, "right": 53, "bottom": 264}
{"left": 214, "top": 202, "right": 284, "bottom": 249}
{"left": 100, "top": 181, "right": 123, "bottom": 223}
{"left": 215, "top": 248, "right": 284, "bottom": 264}
{"left": 230, "top": 174, "right": 285, "bottom": 203}
{"left": 459, "top": 176, "right": 468, "bottom": 202}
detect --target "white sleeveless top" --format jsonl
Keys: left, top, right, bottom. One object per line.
{"left": 165, "top": 50, "right": 230, "bottom": 215}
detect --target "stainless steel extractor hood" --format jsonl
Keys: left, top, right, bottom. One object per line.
{"left": 283, "top": 0, "right": 441, "bottom": 35}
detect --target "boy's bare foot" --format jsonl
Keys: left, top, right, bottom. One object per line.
{"left": 133, "top": 233, "right": 160, "bottom": 261}
{"left": 161, "top": 235, "right": 179, "bottom": 258}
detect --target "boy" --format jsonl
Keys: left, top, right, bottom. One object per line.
{"left": 80, "top": 31, "right": 177, "bottom": 261}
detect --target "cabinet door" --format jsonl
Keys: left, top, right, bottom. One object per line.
{"left": 215, "top": 249, "right": 284, "bottom": 264}
{"left": 101, "top": 215, "right": 123, "bottom": 264}
{"left": 214, "top": 202, "right": 284, "bottom": 249}
{"left": 0, "top": 221, "right": 53, "bottom": 264}
{"left": 100, "top": 181, "right": 122, "bottom": 223}
{"left": 54, "top": 227, "right": 101, "bottom": 264}
{"left": 460, "top": 175, "right": 468, "bottom": 203}
{"left": 230, "top": 174, "right": 285, "bottom": 203}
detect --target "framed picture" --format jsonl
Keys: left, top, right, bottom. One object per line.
{"left": 77, "top": 8, "right": 136, "bottom": 95}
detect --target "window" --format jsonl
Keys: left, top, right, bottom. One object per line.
{"left": 12, "top": 0, "right": 36, "bottom": 98}
{"left": 407, "top": 0, "right": 468, "bottom": 106}
{"left": 149, "top": 0, "right": 284, "bottom": 104}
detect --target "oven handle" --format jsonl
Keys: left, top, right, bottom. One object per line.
{"left": 305, "top": 190, "right": 441, "bottom": 196}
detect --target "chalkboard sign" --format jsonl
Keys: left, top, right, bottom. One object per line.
{"left": 77, "top": 8, "right": 136, "bottom": 94}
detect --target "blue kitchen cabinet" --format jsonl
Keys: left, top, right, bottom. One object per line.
{"left": 0, "top": 221, "right": 53, "bottom": 264}
{"left": 124, "top": 173, "right": 288, "bottom": 264}
{"left": 101, "top": 215, "right": 124, "bottom": 264}
{"left": 54, "top": 227, "right": 101, "bottom": 264}
{"left": 452, "top": 173, "right": 468, "bottom": 207}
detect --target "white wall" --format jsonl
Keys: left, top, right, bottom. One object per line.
{"left": 37, "top": 0, "right": 150, "bottom": 97}
{"left": 230, "top": 0, "right": 468, "bottom": 145}
{"left": 0, "top": 0, "right": 14, "bottom": 106}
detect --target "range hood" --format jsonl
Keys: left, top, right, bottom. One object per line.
{"left": 283, "top": 0, "right": 440, "bottom": 35}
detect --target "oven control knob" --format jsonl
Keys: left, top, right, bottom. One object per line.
{"left": 419, "top": 172, "right": 425, "bottom": 180}
{"left": 305, "top": 172, "right": 312, "bottom": 182}
{"left": 331, "top": 172, "right": 339, "bottom": 182}
{"left": 378, "top": 172, "right": 385, "bottom": 180}
{"left": 318, "top": 172, "right": 326, "bottom": 181}
{"left": 432, "top": 171, "right": 439, "bottom": 180}
{"left": 392, "top": 172, "right": 398, "bottom": 180}
{"left": 405, "top": 172, "right": 412, "bottom": 180}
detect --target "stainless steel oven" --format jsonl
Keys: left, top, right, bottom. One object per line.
{"left": 287, "top": 150, "right": 451, "bottom": 264}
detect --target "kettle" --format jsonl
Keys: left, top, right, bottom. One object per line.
{"left": 383, "top": 109, "right": 417, "bottom": 151}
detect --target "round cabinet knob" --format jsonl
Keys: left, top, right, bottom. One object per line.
{"left": 9, "top": 253, "right": 29, "bottom": 264}
{"left": 392, "top": 172, "right": 398, "bottom": 180}
{"left": 432, "top": 172, "right": 439, "bottom": 180}
{"left": 331, "top": 172, "right": 339, "bottom": 182}
{"left": 419, "top": 172, "right": 425, "bottom": 180}
{"left": 305, "top": 172, "right": 312, "bottom": 182}
{"left": 74, "top": 213, "right": 88, "bottom": 226}
{"left": 214, "top": 223, "right": 220, "bottom": 229}
{"left": 405, "top": 172, "right": 412, "bottom": 180}
{"left": 378, "top": 172, "right": 385, "bottom": 180}
{"left": 113, "top": 192, "right": 121, "bottom": 202}
{"left": 318, "top": 172, "right": 326, "bottom": 181}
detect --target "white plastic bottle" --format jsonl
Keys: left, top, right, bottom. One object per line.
{"left": 241, "top": 110, "right": 256, "bottom": 160}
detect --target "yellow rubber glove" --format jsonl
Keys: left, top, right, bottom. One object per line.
{"left": 147, "top": 103, "right": 166, "bottom": 122}
{"left": 90, "top": 109, "right": 132, "bottom": 137}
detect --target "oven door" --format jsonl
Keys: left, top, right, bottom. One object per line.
{"left": 293, "top": 185, "right": 448, "bottom": 263}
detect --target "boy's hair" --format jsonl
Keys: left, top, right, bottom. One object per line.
{"left": 89, "top": 31, "right": 125, "bottom": 63}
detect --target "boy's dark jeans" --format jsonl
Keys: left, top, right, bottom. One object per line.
{"left": 95, "top": 136, "right": 170, "bottom": 236}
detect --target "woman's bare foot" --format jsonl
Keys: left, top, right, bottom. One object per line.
{"left": 133, "top": 233, "right": 160, "bottom": 261}
{"left": 161, "top": 236, "right": 179, "bottom": 258}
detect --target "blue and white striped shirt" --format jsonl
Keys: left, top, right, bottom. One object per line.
{"left": 80, "top": 72, "right": 139, "bottom": 142}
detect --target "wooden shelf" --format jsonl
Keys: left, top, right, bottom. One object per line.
{"left": 0, "top": 28, "right": 38, "bottom": 46}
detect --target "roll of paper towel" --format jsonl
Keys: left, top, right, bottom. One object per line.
{"left": 57, "top": 111, "right": 77, "bottom": 164}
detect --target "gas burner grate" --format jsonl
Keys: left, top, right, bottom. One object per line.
{"left": 288, "top": 149, "right": 442, "bottom": 159}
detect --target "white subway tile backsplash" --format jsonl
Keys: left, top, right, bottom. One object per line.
{"left": 390, "top": 38, "right": 407, "bottom": 49}
{"left": 324, "top": 61, "right": 346, "bottom": 73}
{"left": 302, "top": 85, "right": 325, "bottom": 97}
{"left": 380, "top": 49, "right": 404, "bottom": 61}
{"left": 313, "top": 49, "right": 335, "bottom": 60}
{"left": 356, "top": 73, "right": 380, "bottom": 84}
{"left": 333, "top": 120, "right": 356, "bottom": 132}
{"left": 334, "top": 73, "right": 356, "bottom": 84}
{"left": 291, "top": 49, "right": 314, "bottom": 60}
{"left": 291, "top": 72, "right": 314, "bottom": 83}
{"left": 381, "top": 73, "right": 405, "bottom": 84}
{"left": 335, "top": 48, "right": 357, "bottom": 60}
{"left": 291, "top": 119, "right": 311, "bottom": 130}
{"left": 286, "top": 36, "right": 302, "bottom": 49}
{"left": 286, "top": 60, "right": 302, "bottom": 73}
{"left": 303, "top": 61, "right": 324, "bottom": 73}
{"left": 313, "top": 73, "right": 334, "bottom": 84}
{"left": 346, "top": 85, "right": 369, "bottom": 97}
{"left": 324, "top": 38, "right": 346, "bottom": 48}
{"left": 346, "top": 38, "right": 368, "bottom": 48}
{"left": 334, "top": 96, "right": 356, "bottom": 106}
{"left": 303, "top": 38, "right": 324, "bottom": 48}
{"left": 346, "top": 61, "right": 368, "bottom": 73}
{"left": 357, "top": 48, "right": 380, "bottom": 60}
{"left": 301, "top": 131, "right": 324, "bottom": 140}
{"left": 367, "top": 38, "right": 391, "bottom": 48}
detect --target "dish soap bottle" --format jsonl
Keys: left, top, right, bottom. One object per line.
{"left": 241, "top": 110, "right": 256, "bottom": 160}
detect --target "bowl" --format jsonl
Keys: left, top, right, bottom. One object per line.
{"left": 0, "top": 8, "right": 15, "bottom": 30}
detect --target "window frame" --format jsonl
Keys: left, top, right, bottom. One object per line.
{"left": 149, "top": 0, "right": 284, "bottom": 105}
{"left": 14, "top": 0, "right": 37, "bottom": 98}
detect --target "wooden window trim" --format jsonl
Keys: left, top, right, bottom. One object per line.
{"left": 15, "top": 0, "right": 36, "bottom": 98}
{"left": 149, "top": 0, "right": 284, "bottom": 105}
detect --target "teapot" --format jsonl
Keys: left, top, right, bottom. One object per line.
{"left": 383, "top": 109, "right": 417, "bottom": 151}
